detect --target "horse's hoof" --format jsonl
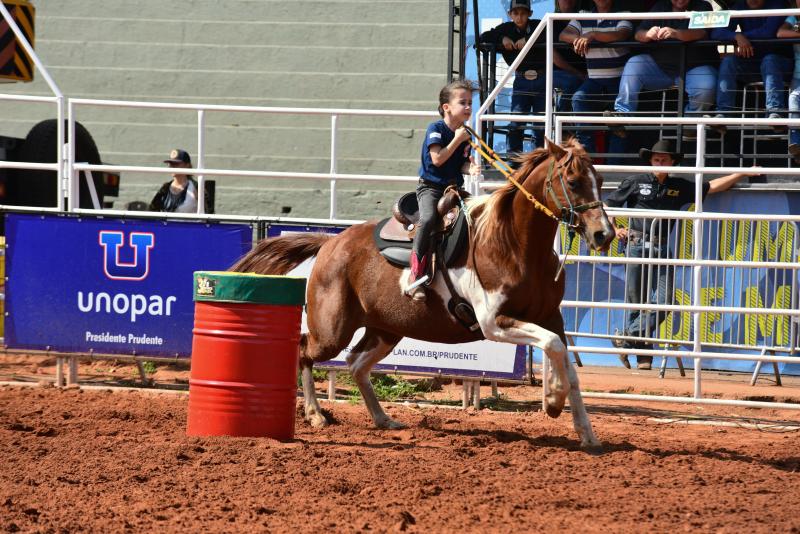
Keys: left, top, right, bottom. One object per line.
{"left": 545, "top": 403, "right": 564, "bottom": 418}
{"left": 307, "top": 412, "right": 329, "bottom": 428}
{"left": 376, "top": 417, "right": 406, "bottom": 430}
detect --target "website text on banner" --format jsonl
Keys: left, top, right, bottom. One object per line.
{"left": 267, "top": 223, "right": 528, "bottom": 381}
{"left": 4, "top": 214, "right": 251, "bottom": 357}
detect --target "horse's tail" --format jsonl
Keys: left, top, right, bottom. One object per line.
{"left": 230, "top": 233, "right": 333, "bottom": 275}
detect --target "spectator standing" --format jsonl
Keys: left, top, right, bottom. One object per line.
{"left": 559, "top": 0, "right": 632, "bottom": 155}
{"left": 612, "top": 0, "right": 719, "bottom": 133}
{"left": 606, "top": 140, "right": 751, "bottom": 369}
{"left": 777, "top": 4, "right": 800, "bottom": 163}
{"left": 712, "top": 0, "right": 793, "bottom": 130}
{"left": 149, "top": 149, "right": 209, "bottom": 213}
{"left": 479, "top": 0, "right": 585, "bottom": 154}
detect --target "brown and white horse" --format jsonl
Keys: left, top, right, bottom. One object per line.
{"left": 232, "top": 139, "right": 615, "bottom": 448}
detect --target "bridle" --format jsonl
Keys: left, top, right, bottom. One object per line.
{"left": 463, "top": 124, "right": 602, "bottom": 230}
{"left": 541, "top": 152, "right": 603, "bottom": 229}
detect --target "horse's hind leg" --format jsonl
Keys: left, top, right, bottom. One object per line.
{"left": 298, "top": 335, "right": 329, "bottom": 427}
{"left": 346, "top": 328, "right": 403, "bottom": 429}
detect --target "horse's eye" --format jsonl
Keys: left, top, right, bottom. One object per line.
{"left": 567, "top": 180, "right": 579, "bottom": 190}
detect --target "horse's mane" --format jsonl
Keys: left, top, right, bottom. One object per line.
{"left": 469, "top": 139, "right": 590, "bottom": 279}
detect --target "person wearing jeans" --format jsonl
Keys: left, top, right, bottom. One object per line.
{"left": 777, "top": 7, "right": 800, "bottom": 163}
{"left": 612, "top": 0, "right": 719, "bottom": 133}
{"left": 605, "top": 140, "right": 751, "bottom": 370}
{"left": 621, "top": 236, "right": 673, "bottom": 364}
{"left": 711, "top": 0, "right": 793, "bottom": 127}
{"left": 615, "top": 54, "right": 718, "bottom": 114}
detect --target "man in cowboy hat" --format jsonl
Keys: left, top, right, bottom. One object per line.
{"left": 605, "top": 139, "right": 752, "bottom": 370}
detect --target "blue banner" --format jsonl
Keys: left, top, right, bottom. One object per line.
{"left": 5, "top": 214, "right": 252, "bottom": 357}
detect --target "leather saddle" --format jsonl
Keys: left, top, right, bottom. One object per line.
{"left": 373, "top": 187, "right": 480, "bottom": 332}
{"left": 373, "top": 187, "right": 470, "bottom": 268}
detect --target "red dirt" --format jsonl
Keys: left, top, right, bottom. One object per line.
{"left": 3, "top": 383, "right": 800, "bottom": 533}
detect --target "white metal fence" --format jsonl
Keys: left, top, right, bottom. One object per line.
{"left": 476, "top": 9, "right": 800, "bottom": 411}
{"left": 3, "top": 6, "right": 800, "bottom": 411}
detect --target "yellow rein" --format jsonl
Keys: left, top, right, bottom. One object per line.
{"left": 462, "top": 124, "right": 559, "bottom": 222}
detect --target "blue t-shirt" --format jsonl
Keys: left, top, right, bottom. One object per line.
{"left": 418, "top": 119, "right": 470, "bottom": 187}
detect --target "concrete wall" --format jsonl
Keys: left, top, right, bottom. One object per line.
{"left": 0, "top": 0, "right": 449, "bottom": 219}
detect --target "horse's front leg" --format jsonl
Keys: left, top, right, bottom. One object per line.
{"left": 484, "top": 315, "right": 571, "bottom": 419}
{"left": 538, "top": 312, "right": 602, "bottom": 451}
{"left": 564, "top": 360, "right": 601, "bottom": 450}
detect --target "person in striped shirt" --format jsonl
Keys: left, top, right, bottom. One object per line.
{"left": 559, "top": 0, "right": 632, "bottom": 155}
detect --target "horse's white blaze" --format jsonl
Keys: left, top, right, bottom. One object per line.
{"left": 588, "top": 167, "right": 600, "bottom": 200}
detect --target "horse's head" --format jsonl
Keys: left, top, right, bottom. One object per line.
{"left": 521, "top": 138, "right": 615, "bottom": 251}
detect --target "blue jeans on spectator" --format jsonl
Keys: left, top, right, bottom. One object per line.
{"left": 572, "top": 77, "right": 627, "bottom": 155}
{"left": 509, "top": 70, "right": 583, "bottom": 153}
{"left": 789, "top": 78, "right": 800, "bottom": 146}
{"left": 716, "top": 53, "right": 793, "bottom": 114}
{"left": 615, "top": 54, "right": 717, "bottom": 114}
{"left": 554, "top": 69, "right": 584, "bottom": 113}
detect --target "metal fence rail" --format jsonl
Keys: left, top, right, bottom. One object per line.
{"left": 68, "top": 98, "right": 438, "bottom": 220}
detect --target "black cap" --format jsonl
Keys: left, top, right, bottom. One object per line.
{"left": 509, "top": 0, "right": 531, "bottom": 11}
{"left": 639, "top": 139, "right": 683, "bottom": 164}
{"left": 164, "top": 148, "right": 191, "bottom": 165}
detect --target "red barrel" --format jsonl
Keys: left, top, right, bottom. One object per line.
{"left": 187, "top": 272, "right": 306, "bottom": 440}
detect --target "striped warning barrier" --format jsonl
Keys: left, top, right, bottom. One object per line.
{"left": 0, "top": 0, "right": 35, "bottom": 82}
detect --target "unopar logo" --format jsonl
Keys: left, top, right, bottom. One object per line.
{"left": 98, "top": 231, "right": 155, "bottom": 281}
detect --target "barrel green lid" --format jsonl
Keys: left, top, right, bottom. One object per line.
{"left": 193, "top": 271, "right": 306, "bottom": 305}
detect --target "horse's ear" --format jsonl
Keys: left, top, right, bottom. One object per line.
{"left": 545, "top": 137, "right": 567, "bottom": 160}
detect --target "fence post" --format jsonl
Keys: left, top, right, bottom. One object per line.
{"left": 545, "top": 16, "right": 554, "bottom": 141}
{"left": 692, "top": 122, "right": 706, "bottom": 398}
{"left": 67, "top": 100, "right": 77, "bottom": 211}
{"left": 57, "top": 96, "right": 65, "bottom": 212}
{"left": 329, "top": 115, "right": 338, "bottom": 220}
{"left": 196, "top": 109, "right": 206, "bottom": 214}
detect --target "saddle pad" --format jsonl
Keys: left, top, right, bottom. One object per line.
{"left": 373, "top": 210, "right": 469, "bottom": 268}
{"left": 380, "top": 247, "right": 412, "bottom": 267}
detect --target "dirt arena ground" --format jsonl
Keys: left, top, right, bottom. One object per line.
{"left": 3, "top": 358, "right": 800, "bottom": 532}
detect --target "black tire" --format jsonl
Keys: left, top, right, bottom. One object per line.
{"left": 8, "top": 119, "right": 105, "bottom": 208}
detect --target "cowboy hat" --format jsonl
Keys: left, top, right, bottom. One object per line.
{"left": 639, "top": 139, "right": 683, "bottom": 164}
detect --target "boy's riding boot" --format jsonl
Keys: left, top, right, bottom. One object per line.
{"left": 406, "top": 252, "right": 429, "bottom": 301}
